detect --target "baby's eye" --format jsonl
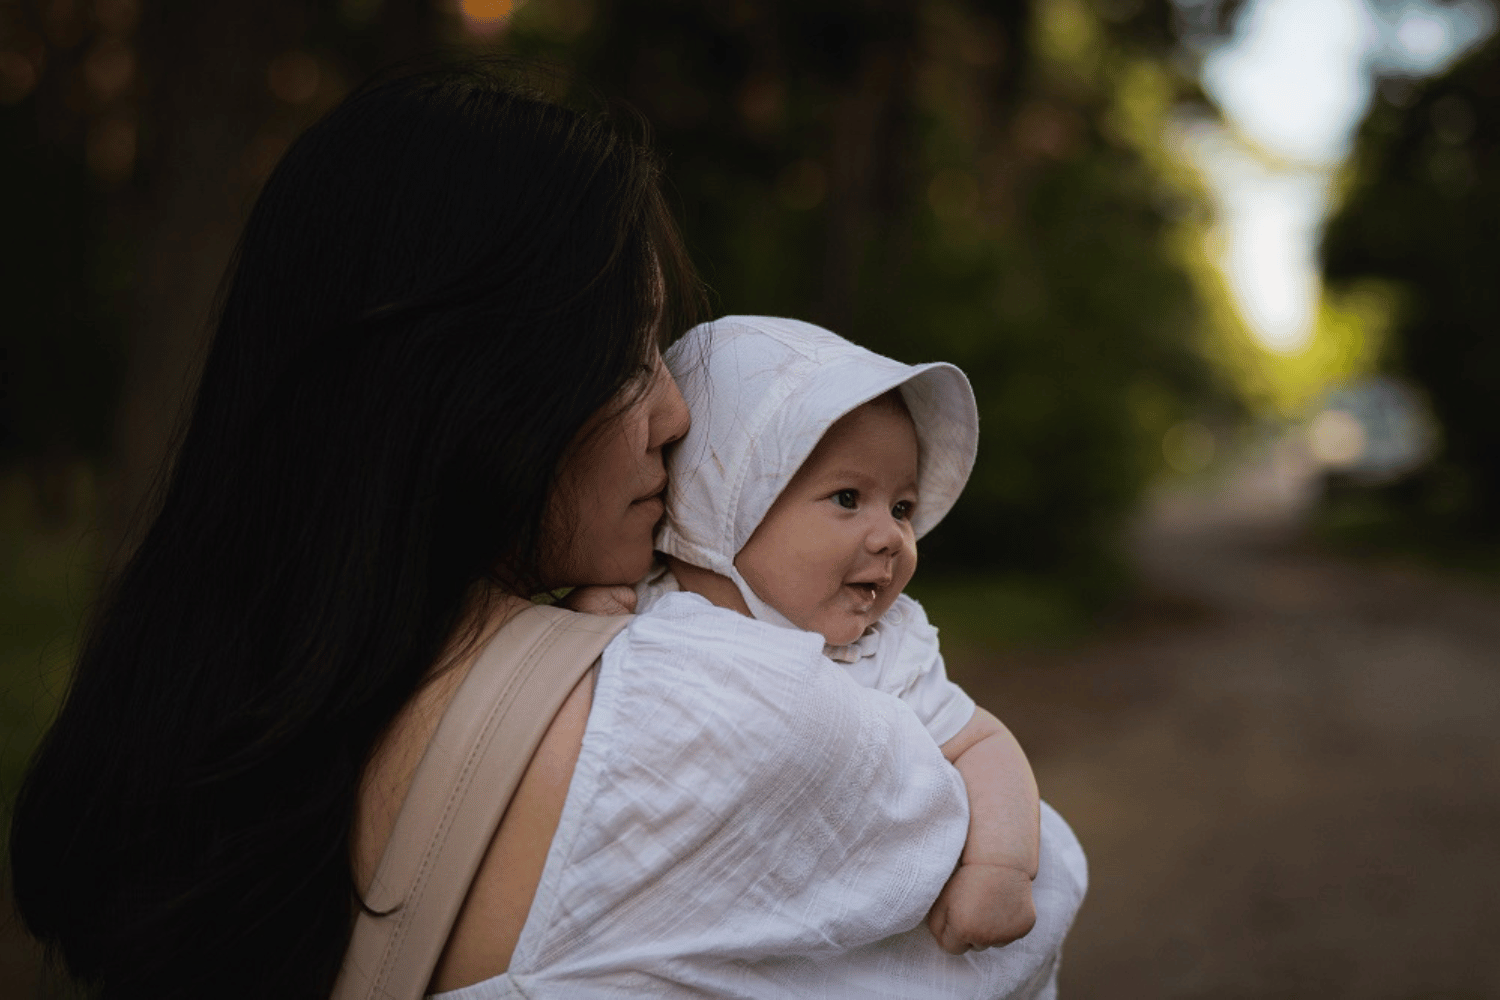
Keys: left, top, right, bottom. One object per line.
{"left": 891, "top": 500, "right": 915, "bottom": 521}
{"left": 832, "top": 489, "right": 859, "bottom": 510}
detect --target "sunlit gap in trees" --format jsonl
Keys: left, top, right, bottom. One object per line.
{"left": 1180, "top": 0, "right": 1493, "bottom": 356}
{"left": 1152, "top": 0, "right": 1494, "bottom": 492}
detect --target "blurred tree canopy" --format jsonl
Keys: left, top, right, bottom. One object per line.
{"left": 0, "top": 0, "right": 447, "bottom": 535}
{"left": 1, "top": 0, "right": 1235, "bottom": 598}
{"left": 0, "top": 97, "right": 118, "bottom": 507}
{"left": 1323, "top": 33, "right": 1500, "bottom": 537}
{"left": 505, "top": 0, "right": 1233, "bottom": 592}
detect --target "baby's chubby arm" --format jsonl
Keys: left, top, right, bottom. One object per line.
{"left": 927, "top": 707, "right": 1041, "bottom": 954}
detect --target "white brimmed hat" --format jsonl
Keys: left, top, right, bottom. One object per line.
{"left": 657, "top": 315, "right": 979, "bottom": 580}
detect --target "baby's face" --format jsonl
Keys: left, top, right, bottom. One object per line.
{"left": 735, "top": 397, "right": 919, "bottom": 646}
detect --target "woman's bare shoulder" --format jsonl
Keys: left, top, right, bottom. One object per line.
{"left": 352, "top": 596, "right": 592, "bottom": 994}
{"left": 428, "top": 667, "right": 595, "bottom": 993}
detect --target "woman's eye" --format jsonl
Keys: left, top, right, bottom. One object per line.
{"left": 892, "top": 500, "right": 914, "bottom": 521}
{"left": 833, "top": 489, "right": 859, "bottom": 510}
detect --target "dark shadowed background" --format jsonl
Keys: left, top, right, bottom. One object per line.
{"left": 2, "top": 0, "right": 1497, "bottom": 996}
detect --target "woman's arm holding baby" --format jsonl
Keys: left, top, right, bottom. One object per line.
{"left": 928, "top": 707, "right": 1041, "bottom": 954}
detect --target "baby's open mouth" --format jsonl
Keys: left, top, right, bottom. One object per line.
{"left": 846, "top": 582, "right": 879, "bottom": 604}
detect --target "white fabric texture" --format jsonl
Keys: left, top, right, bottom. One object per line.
{"left": 839, "top": 593, "right": 976, "bottom": 747}
{"left": 637, "top": 567, "right": 975, "bottom": 747}
{"left": 430, "top": 594, "right": 1088, "bottom": 1000}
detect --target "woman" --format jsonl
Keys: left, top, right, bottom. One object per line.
{"left": 10, "top": 63, "right": 1083, "bottom": 1000}
{"left": 10, "top": 61, "right": 697, "bottom": 998}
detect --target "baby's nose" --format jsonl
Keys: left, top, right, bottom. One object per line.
{"left": 865, "top": 516, "right": 905, "bottom": 554}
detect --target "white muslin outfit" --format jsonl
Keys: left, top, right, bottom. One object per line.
{"left": 433, "top": 317, "right": 1088, "bottom": 998}
{"left": 637, "top": 566, "right": 976, "bottom": 746}
{"left": 431, "top": 594, "right": 1088, "bottom": 1000}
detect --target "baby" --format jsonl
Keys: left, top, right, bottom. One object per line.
{"left": 577, "top": 315, "right": 1040, "bottom": 954}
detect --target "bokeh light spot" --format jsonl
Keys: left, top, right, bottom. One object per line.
{"left": 1013, "top": 101, "right": 1079, "bottom": 160}
{"left": 1308, "top": 409, "right": 1366, "bottom": 468}
{"left": 462, "top": 0, "right": 515, "bottom": 32}
{"left": 267, "top": 51, "right": 320, "bottom": 105}
{"left": 0, "top": 51, "right": 38, "bottom": 104}
{"left": 1396, "top": 13, "right": 1450, "bottom": 62}
{"left": 737, "top": 74, "right": 784, "bottom": 132}
{"left": 84, "top": 38, "right": 135, "bottom": 103}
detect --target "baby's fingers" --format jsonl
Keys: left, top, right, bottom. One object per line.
{"left": 936, "top": 865, "right": 1037, "bottom": 950}
{"left": 926, "top": 892, "right": 973, "bottom": 955}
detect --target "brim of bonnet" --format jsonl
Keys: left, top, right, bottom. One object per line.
{"left": 661, "top": 316, "right": 979, "bottom": 570}
{"left": 798, "top": 350, "right": 978, "bottom": 540}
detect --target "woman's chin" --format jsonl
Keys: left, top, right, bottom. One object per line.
{"left": 609, "top": 551, "right": 655, "bottom": 588}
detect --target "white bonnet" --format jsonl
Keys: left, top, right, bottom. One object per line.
{"left": 657, "top": 315, "right": 979, "bottom": 578}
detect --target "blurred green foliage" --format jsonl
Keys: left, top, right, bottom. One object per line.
{"left": 907, "top": 571, "right": 1094, "bottom": 651}
{"left": 0, "top": 474, "right": 93, "bottom": 848}
{"left": 0, "top": 0, "right": 1233, "bottom": 612}
{"left": 1322, "top": 33, "right": 1500, "bottom": 539}
{"left": 506, "top": 0, "right": 1230, "bottom": 601}
{"left": 0, "top": 103, "right": 123, "bottom": 488}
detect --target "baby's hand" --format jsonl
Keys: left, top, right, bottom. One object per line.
{"left": 562, "top": 585, "right": 637, "bottom": 616}
{"left": 926, "top": 863, "right": 1036, "bottom": 955}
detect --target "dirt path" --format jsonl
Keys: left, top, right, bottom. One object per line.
{"left": 949, "top": 476, "right": 1500, "bottom": 999}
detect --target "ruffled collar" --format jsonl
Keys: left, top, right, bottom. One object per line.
{"left": 823, "top": 626, "right": 881, "bottom": 664}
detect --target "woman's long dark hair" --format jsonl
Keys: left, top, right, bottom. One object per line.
{"left": 9, "top": 61, "right": 702, "bottom": 999}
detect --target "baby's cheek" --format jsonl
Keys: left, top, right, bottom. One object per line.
{"left": 898, "top": 541, "right": 918, "bottom": 583}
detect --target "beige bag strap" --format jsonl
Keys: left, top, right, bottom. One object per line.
{"left": 332, "top": 603, "right": 633, "bottom": 1000}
